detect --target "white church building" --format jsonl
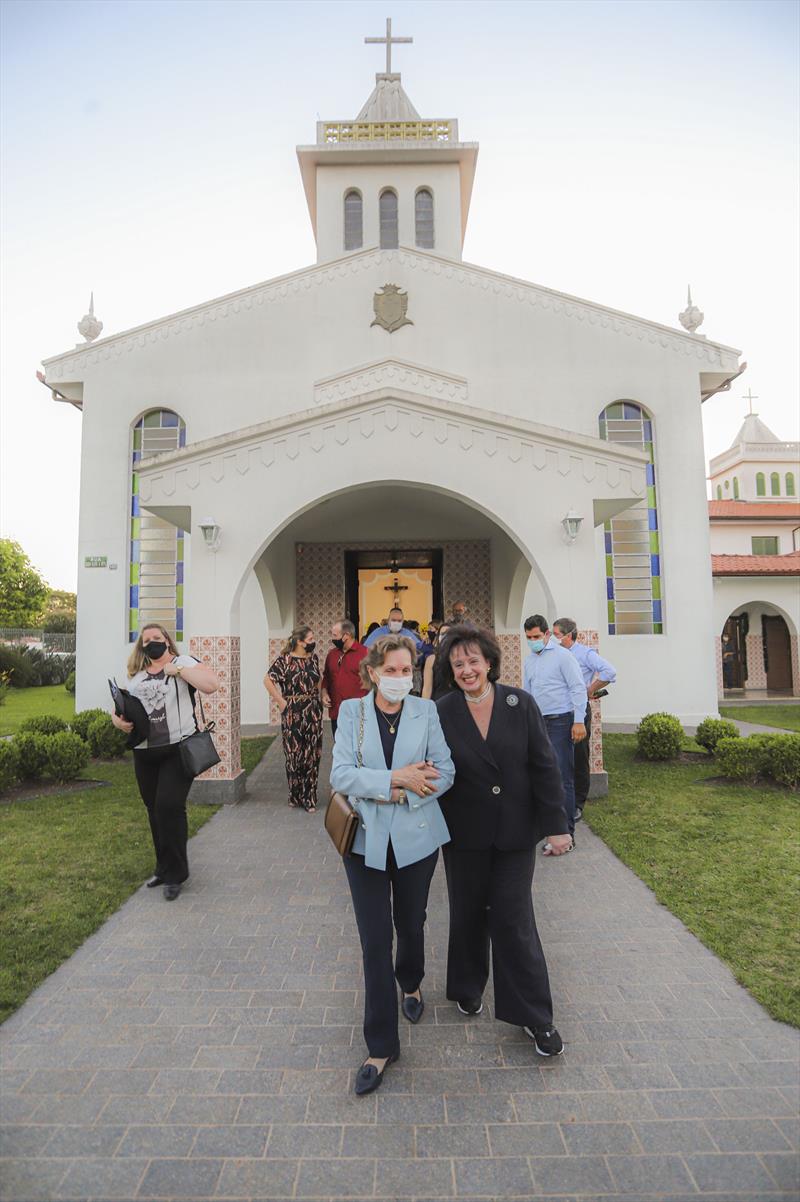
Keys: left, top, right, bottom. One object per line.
{"left": 41, "top": 26, "right": 745, "bottom": 800}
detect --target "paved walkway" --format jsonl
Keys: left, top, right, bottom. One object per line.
{"left": 1, "top": 738, "right": 798, "bottom": 1202}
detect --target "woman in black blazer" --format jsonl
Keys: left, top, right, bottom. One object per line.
{"left": 435, "top": 626, "right": 572, "bottom": 1056}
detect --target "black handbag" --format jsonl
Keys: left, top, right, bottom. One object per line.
{"left": 174, "top": 675, "right": 221, "bottom": 779}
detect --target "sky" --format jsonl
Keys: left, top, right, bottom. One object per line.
{"left": 1, "top": 0, "right": 798, "bottom": 591}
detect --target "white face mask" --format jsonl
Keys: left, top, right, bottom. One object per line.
{"left": 388, "top": 620, "right": 403, "bottom": 633}
{"left": 377, "top": 674, "right": 414, "bottom": 703}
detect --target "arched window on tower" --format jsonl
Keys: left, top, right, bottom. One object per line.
{"left": 599, "top": 401, "right": 664, "bottom": 635}
{"left": 379, "top": 189, "right": 398, "bottom": 249}
{"left": 787, "top": 472, "right": 796, "bottom": 496}
{"left": 130, "top": 410, "right": 187, "bottom": 643}
{"left": 415, "top": 188, "right": 434, "bottom": 248}
{"left": 771, "top": 472, "right": 781, "bottom": 496}
{"left": 716, "top": 485, "right": 722, "bottom": 500}
{"left": 733, "top": 477, "right": 740, "bottom": 499}
{"left": 756, "top": 472, "right": 766, "bottom": 496}
{"left": 343, "top": 190, "right": 363, "bottom": 251}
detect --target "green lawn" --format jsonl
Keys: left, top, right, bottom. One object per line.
{"left": 0, "top": 737, "right": 273, "bottom": 1024}
{"left": 0, "top": 685, "right": 75, "bottom": 735}
{"left": 720, "top": 703, "right": 800, "bottom": 733}
{"left": 585, "top": 735, "right": 800, "bottom": 1027}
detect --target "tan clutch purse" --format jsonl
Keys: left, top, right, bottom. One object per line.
{"left": 324, "top": 698, "right": 366, "bottom": 858}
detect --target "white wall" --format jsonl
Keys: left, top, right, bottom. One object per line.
{"left": 710, "top": 523, "right": 797, "bottom": 555}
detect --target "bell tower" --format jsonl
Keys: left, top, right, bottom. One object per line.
{"left": 296, "top": 19, "right": 478, "bottom": 265}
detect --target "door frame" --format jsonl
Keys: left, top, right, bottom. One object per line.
{"left": 344, "top": 548, "right": 444, "bottom": 636}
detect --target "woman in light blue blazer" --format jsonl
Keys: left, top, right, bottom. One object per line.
{"left": 330, "top": 635, "right": 454, "bottom": 1096}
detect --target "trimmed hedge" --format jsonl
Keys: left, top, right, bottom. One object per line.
{"left": 716, "top": 732, "right": 800, "bottom": 789}
{"left": 43, "top": 731, "right": 90, "bottom": 783}
{"left": 65, "top": 671, "right": 76, "bottom": 695}
{"left": 19, "top": 714, "right": 69, "bottom": 736}
{"left": 70, "top": 708, "right": 108, "bottom": 742}
{"left": 636, "top": 712, "right": 684, "bottom": 761}
{"left": 87, "top": 715, "right": 128, "bottom": 759}
{"left": 0, "top": 741, "right": 21, "bottom": 792}
{"left": 695, "top": 717, "right": 740, "bottom": 754}
{"left": 14, "top": 732, "right": 50, "bottom": 780}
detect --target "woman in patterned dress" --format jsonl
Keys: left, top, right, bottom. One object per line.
{"left": 264, "top": 626, "right": 323, "bottom": 812}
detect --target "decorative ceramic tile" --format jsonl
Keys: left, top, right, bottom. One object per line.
{"left": 189, "top": 635, "right": 242, "bottom": 778}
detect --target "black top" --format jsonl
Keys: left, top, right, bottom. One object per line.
{"left": 436, "top": 684, "right": 568, "bottom": 850}
{"left": 431, "top": 654, "right": 453, "bottom": 703}
{"left": 375, "top": 702, "right": 402, "bottom": 769}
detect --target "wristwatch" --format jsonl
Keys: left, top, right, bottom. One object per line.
{"left": 174, "top": 666, "right": 183, "bottom": 678}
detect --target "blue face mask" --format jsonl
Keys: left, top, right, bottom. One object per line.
{"left": 527, "top": 638, "right": 545, "bottom": 653}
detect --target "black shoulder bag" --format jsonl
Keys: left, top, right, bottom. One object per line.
{"left": 174, "top": 674, "right": 221, "bottom": 779}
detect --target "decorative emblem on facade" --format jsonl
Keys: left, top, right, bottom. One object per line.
{"left": 371, "top": 284, "right": 413, "bottom": 333}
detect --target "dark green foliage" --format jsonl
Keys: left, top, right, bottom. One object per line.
{"left": 0, "top": 646, "right": 75, "bottom": 688}
{"left": 636, "top": 711, "right": 684, "bottom": 760}
{"left": 42, "top": 732, "right": 89, "bottom": 783}
{"left": 717, "top": 732, "right": 800, "bottom": 789}
{"left": 70, "top": 708, "right": 108, "bottom": 742}
{"left": 0, "top": 742, "right": 21, "bottom": 792}
{"left": 0, "top": 646, "right": 38, "bottom": 687}
{"left": 87, "top": 715, "right": 128, "bottom": 759}
{"left": 770, "top": 734, "right": 800, "bottom": 789}
{"left": 695, "top": 717, "right": 741, "bottom": 753}
{"left": 64, "top": 671, "right": 76, "bottom": 695}
{"left": 14, "top": 732, "right": 50, "bottom": 780}
{"left": 19, "top": 714, "right": 69, "bottom": 736}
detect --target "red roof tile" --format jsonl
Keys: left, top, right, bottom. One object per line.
{"left": 708, "top": 500, "right": 800, "bottom": 520}
{"left": 712, "top": 552, "right": 800, "bottom": 576}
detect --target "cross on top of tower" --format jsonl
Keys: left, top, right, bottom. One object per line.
{"left": 365, "top": 17, "right": 413, "bottom": 76}
{"left": 742, "top": 388, "right": 759, "bottom": 415}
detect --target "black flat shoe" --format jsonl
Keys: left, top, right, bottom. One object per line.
{"left": 146, "top": 876, "right": 163, "bottom": 888}
{"left": 457, "top": 997, "right": 484, "bottom": 1015}
{"left": 401, "top": 992, "right": 424, "bottom": 1024}
{"left": 163, "top": 883, "right": 181, "bottom": 901}
{"left": 354, "top": 1049, "right": 399, "bottom": 1096}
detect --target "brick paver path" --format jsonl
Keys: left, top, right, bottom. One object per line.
{"left": 1, "top": 737, "right": 798, "bottom": 1201}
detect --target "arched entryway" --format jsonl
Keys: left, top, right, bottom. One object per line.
{"left": 719, "top": 601, "right": 797, "bottom": 698}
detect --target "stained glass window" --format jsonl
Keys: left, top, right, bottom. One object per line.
{"left": 130, "top": 410, "right": 186, "bottom": 643}
{"left": 415, "top": 188, "right": 434, "bottom": 248}
{"left": 599, "top": 401, "right": 663, "bottom": 635}
{"left": 756, "top": 472, "right": 766, "bottom": 496}
{"left": 770, "top": 472, "right": 780, "bottom": 496}
{"left": 733, "top": 477, "right": 740, "bottom": 499}
{"left": 344, "top": 190, "right": 363, "bottom": 251}
{"left": 787, "top": 473, "right": 796, "bottom": 496}
{"left": 379, "top": 189, "right": 398, "bottom": 249}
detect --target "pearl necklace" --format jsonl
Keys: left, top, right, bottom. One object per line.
{"left": 464, "top": 683, "right": 493, "bottom": 705}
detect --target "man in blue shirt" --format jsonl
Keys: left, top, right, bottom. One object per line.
{"left": 522, "top": 614, "right": 587, "bottom": 847}
{"left": 364, "top": 607, "right": 424, "bottom": 652}
{"left": 553, "top": 617, "right": 617, "bottom": 822}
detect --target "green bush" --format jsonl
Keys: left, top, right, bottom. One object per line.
{"left": 19, "top": 714, "right": 69, "bottom": 736}
{"left": 43, "top": 731, "right": 89, "bottom": 783}
{"left": 14, "top": 732, "right": 50, "bottom": 780}
{"left": 0, "top": 741, "right": 21, "bottom": 792}
{"left": 0, "top": 670, "right": 10, "bottom": 706}
{"left": 70, "top": 708, "right": 108, "bottom": 742}
{"left": 768, "top": 733, "right": 800, "bottom": 789}
{"left": 64, "top": 671, "right": 76, "bottom": 695}
{"left": 636, "top": 712, "right": 684, "bottom": 760}
{"left": 716, "top": 734, "right": 776, "bottom": 784}
{"left": 695, "top": 717, "right": 741, "bottom": 754}
{"left": 87, "top": 715, "right": 128, "bottom": 759}
{"left": 0, "top": 645, "right": 38, "bottom": 687}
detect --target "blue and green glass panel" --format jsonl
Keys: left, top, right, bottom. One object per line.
{"left": 129, "top": 411, "right": 187, "bottom": 643}
{"left": 599, "top": 402, "right": 663, "bottom": 635}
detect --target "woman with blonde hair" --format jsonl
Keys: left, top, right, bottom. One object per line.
{"left": 264, "top": 625, "right": 323, "bottom": 812}
{"left": 331, "top": 635, "right": 454, "bottom": 1095}
{"left": 111, "top": 624, "right": 219, "bottom": 900}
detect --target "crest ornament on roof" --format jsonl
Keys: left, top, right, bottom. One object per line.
{"left": 371, "top": 284, "right": 413, "bottom": 333}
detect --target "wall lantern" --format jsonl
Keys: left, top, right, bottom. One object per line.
{"left": 561, "top": 510, "right": 583, "bottom": 542}
{"left": 198, "top": 517, "right": 222, "bottom": 552}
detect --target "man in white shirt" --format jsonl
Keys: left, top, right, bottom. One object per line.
{"left": 553, "top": 617, "right": 617, "bottom": 821}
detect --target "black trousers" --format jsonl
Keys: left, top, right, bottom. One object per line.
{"left": 133, "top": 745, "right": 193, "bottom": 885}
{"left": 443, "top": 844, "right": 554, "bottom": 1030}
{"left": 344, "top": 844, "right": 438, "bottom": 1057}
{"left": 574, "top": 701, "right": 592, "bottom": 807}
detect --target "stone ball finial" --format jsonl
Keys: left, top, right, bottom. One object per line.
{"left": 77, "top": 292, "right": 103, "bottom": 342}
{"left": 678, "top": 285, "right": 704, "bottom": 334}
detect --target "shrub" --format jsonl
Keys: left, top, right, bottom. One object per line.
{"left": 64, "top": 671, "right": 76, "bottom": 695}
{"left": 768, "top": 733, "right": 800, "bottom": 789}
{"left": 14, "top": 732, "right": 50, "bottom": 780}
{"left": 636, "top": 712, "right": 684, "bottom": 760}
{"left": 43, "top": 731, "right": 89, "bottom": 783}
{"left": 0, "top": 645, "right": 38, "bottom": 687}
{"left": 0, "top": 646, "right": 75, "bottom": 687}
{"left": 19, "top": 714, "right": 69, "bottom": 736}
{"left": 0, "top": 669, "right": 11, "bottom": 705}
{"left": 87, "top": 715, "right": 128, "bottom": 759}
{"left": 0, "top": 741, "right": 21, "bottom": 792}
{"left": 695, "top": 717, "right": 741, "bottom": 754}
{"left": 70, "top": 708, "right": 108, "bottom": 742}
{"left": 716, "top": 734, "right": 776, "bottom": 784}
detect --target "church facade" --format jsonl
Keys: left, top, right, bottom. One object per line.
{"left": 42, "top": 38, "right": 744, "bottom": 799}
